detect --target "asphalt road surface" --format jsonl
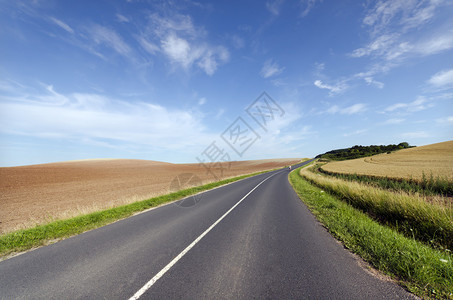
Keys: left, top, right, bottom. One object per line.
{"left": 0, "top": 161, "right": 414, "bottom": 299}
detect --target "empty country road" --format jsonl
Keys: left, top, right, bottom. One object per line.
{"left": 0, "top": 161, "right": 413, "bottom": 299}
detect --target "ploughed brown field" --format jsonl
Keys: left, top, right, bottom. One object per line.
{"left": 0, "top": 158, "right": 300, "bottom": 234}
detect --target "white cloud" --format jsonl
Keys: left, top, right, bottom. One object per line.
{"left": 266, "top": 0, "right": 284, "bottom": 16}
{"left": 49, "top": 17, "right": 74, "bottom": 34}
{"left": 351, "top": 0, "right": 453, "bottom": 77}
{"left": 150, "top": 13, "right": 199, "bottom": 38}
{"left": 326, "top": 105, "right": 340, "bottom": 114}
{"left": 382, "top": 118, "right": 405, "bottom": 125}
{"left": 1, "top": 82, "right": 309, "bottom": 163}
{"left": 364, "top": 77, "right": 384, "bottom": 89}
{"left": 260, "top": 59, "right": 284, "bottom": 78}
{"left": 314, "top": 62, "right": 325, "bottom": 76}
{"left": 385, "top": 96, "right": 432, "bottom": 113}
{"left": 215, "top": 108, "right": 225, "bottom": 120}
{"left": 352, "top": 30, "right": 453, "bottom": 63}
{"left": 198, "top": 97, "right": 206, "bottom": 105}
{"left": 89, "top": 24, "right": 131, "bottom": 56}
{"left": 161, "top": 34, "right": 194, "bottom": 68}
{"left": 351, "top": 34, "right": 398, "bottom": 58}
{"left": 342, "top": 103, "right": 367, "bottom": 114}
{"left": 137, "top": 36, "right": 159, "bottom": 54}
{"left": 326, "top": 103, "right": 367, "bottom": 115}
{"left": 300, "top": 0, "right": 322, "bottom": 17}
{"left": 414, "top": 31, "right": 453, "bottom": 56}
{"left": 343, "top": 129, "right": 367, "bottom": 137}
{"left": 139, "top": 13, "right": 229, "bottom": 75}
{"left": 362, "top": 0, "right": 446, "bottom": 35}
{"left": 230, "top": 35, "right": 245, "bottom": 49}
{"left": 314, "top": 79, "right": 348, "bottom": 95}
{"left": 436, "top": 116, "right": 453, "bottom": 124}
{"left": 0, "top": 85, "right": 213, "bottom": 151}
{"left": 197, "top": 46, "right": 229, "bottom": 75}
{"left": 428, "top": 69, "right": 453, "bottom": 88}
{"left": 116, "top": 14, "right": 129, "bottom": 23}
{"left": 401, "top": 131, "right": 429, "bottom": 139}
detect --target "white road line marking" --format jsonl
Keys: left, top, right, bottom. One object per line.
{"left": 128, "top": 171, "right": 282, "bottom": 300}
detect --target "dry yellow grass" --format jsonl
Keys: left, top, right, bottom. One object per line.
{"left": 299, "top": 165, "right": 453, "bottom": 249}
{"left": 322, "top": 141, "right": 453, "bottom": 181}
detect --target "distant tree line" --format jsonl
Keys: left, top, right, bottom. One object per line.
{"left": 316, "top": 142, "right": 413, "bottom": 161}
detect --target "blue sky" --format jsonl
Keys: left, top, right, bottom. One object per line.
{"left": 1, "top": 0, "right": 452, "bottom": 167}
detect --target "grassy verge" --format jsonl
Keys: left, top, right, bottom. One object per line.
{"left": 301, "top": 165, "right": 453, "bottom": 251}
{"left": 0, "top": 168, "right": 278, "bottom": 259}
{"left": 289, "top": 167, "right": 453, "bottom": 299}
{"left": 319, "top": 167, "right": 453, "bottom": 197}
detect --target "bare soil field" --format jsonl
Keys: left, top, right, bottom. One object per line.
{"left": 322, "top": 140, "right": 453, "bottom": 180}
{"left": 0, "top": 158, "right": 299, "bottom": 234}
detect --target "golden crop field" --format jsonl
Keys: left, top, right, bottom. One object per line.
{"left": 321, "top": 140, "right": 453, "bottom": 180}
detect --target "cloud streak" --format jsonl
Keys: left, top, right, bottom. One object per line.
{"left": 314, "top": 79, "right": 348, "bottom": 95}
{"left": 300, "top": 0, "right": 322, "bottom": 17}
{"left": 428, "top": 69, "right": 453, "bottom": 88}
{"left": 89, "top": 24, "right": 132, "bottom": 56}
{"left": 266, "top": 0, "right": 284, "bottom": 16}
{"left": 49, "top": 17, "right": 74, "bottom": 34}
{"left": 385, "top": 97, "right": 432, "bottom": 113}
{"left": 260, "top": 59, "right": 284, "bottom": 78}
{"left": 326, "top": 103, "right": 367, "bottom": 115}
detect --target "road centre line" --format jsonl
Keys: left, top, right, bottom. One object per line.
{"left": 128, "top": 171, "right": 282, "bottom": 300}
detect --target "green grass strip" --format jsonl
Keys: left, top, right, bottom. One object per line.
{"left": 0, "top": 169, "right": 276, "bottom": 258}
{"left": 289, "top": 167, "right": 453, "bottom": 300}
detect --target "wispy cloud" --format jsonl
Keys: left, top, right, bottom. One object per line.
{"left": 0, "top": 84, "right": 214, "bottom": 152}
{"left": 351, "top": 0, "right": 453, "bottom": 76}
{"left": 88, "top": 24, "right": 132, "bottom": 56}
{"left": 198, "top": 97, "right": 206, "bottom": 105}
{"left": 436, "top": 116, "right": 453, "bottom": 124}
{"left": 343, "top": 129, "right": 367, "bottom": 137}
{"left": 260, "top": 59, "right": 284, "bottom": 78}
{"left": 385, "top": 96, "right": 432, "bottom": 113}
{"left": 326, "top": 103, "right": 367, "bottom": 115}
{"left": 363, "top": 0, "right": 447, "bottom": 35}
{"left": 351, "top": 31, "right": 453, "bottom": 62}
{"left": 364, "top": 77, "right": 384, "bottom": 89}
{"left": 300, "top": 0, "right": 322, "bottom": 17}
{"left": 415, "top": 31, "right": 453, "bottom": 55}
{"left": 137, "top": 36, "right": 159, "bottom": 54}
{"left": 49, "top": 17, "right": 74, "bottom": 34}
{"left": 314, "top": 79, "right": 348, "bottom": 95}
{"left": 428, "top": 69, "right": 453, "bottom": 88}
{"left": 381, "top": 118, "right": 405, "bottom": 125}
{"left": 350, "top": 34, "right": 398, "bottom": 58}
{"left": 401, "top": 131, "right": 429, "bottom": 139}
{"left": 266, "top": 0, "right": 284, "bottom": 16}
{"left": 229, "top": 34, "right": 245, "bottom": 49}
{"left": 116, "top": 14, "right": 129, "bottom": 23}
